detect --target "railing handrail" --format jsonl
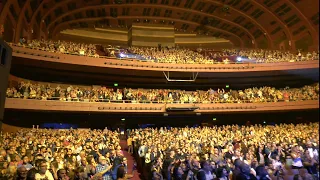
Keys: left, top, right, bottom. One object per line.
{"left": 5, "top": 96, "right": 319, "bottom": 104}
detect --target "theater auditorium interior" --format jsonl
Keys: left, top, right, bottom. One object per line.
{"left": 0, "top": 0, "right": 319, "bottom": 180}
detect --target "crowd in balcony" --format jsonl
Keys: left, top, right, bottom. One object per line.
{"left": 14, "top": 39, "right": 100, "bottom": 57}
{"left": 0, "top": 128, "right": 136, "bottom": 180}
{"left": 6, "top": 81, "right": 319, "bottom": 103}
{"left": 128, "top": 47, "right": 319, "bottom": 64}
{"left": 131, "top": 123, "right": 319, "bottom": 180}
{"left": 127, "top": 47, "right": 212, "bottom": 64}
{"left": 11, "top": 38, "right": 319, "bottom": 64}
{"left": 205, "top": 49, "right": 319, "bottom": 63}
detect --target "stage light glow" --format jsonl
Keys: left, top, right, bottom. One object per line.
{"left": 119, "top": 53, "right": 125, "bottom": 58}
{"left": 237, "top": 57, "right": 242, "bottom": 61}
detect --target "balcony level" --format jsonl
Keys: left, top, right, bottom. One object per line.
{"left": 10, "top": 45, "right": 319, "bottom": 90}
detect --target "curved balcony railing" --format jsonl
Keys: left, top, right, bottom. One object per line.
{"left": 5, "top": 98, "right": 319, "bottom": 113}
{"left": 5, "top": 97, "right": 319, "bottom": 104}
{"left": 9, "top": 43, "right": 319, "bottom": 64}
{"left": 11, "top": 45, "right": 319, "bottom": 72}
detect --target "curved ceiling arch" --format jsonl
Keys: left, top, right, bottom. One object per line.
{"left": 37, "top": 1, "right": 273, "bottom": 48}
{"left": 3, "top": 0, "right": 318, "bottom": 50}
{"left": 204, "top": 0, "right": 293, "bottom": 42}
{"left": 237, "top": 0, "right": 293, "bottom": 45}
{"left": 0, "top": 0, "right": 15, "bottom": 24}
{"left": 281, "top": 0, "right": 318, "bottom": 43}
{"left": 29, "top": 0, "right": 47, "bottom": 28}
{"left": 40, "top": 0, "right": 74, "bottom": 23}
{"left": 45, "top": 3, "right": 256, "bottom": 48}
{"left": 15, "top": 0, "right": 31, "bottom": 43}
{"left": 51, "top": 16, "right": 245, "bottom": 48}
{"left": 14, "top": 0, "right": 47, "bottom": 43}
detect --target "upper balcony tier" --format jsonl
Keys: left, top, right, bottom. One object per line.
{"left": 10, "top": 42, "right": 319, "bottom": 73}
{"left": 9, "top": 42, "right": 319, "bottom": 89}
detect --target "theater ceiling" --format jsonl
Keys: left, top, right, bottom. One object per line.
{"left": 0, "top": 0, "right": 319, "bottom": 49}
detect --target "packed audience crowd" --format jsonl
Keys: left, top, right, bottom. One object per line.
{"left": 127, "top": 47, "right": 213, "bottom": 64}
{"left": 130, "top": 123, "right": 319, "bottom": 180}
{"left": 205, "top": 49, "right": 319, "bottom": 63}
{"left": 129, "top": 47, "right": 319, "bottom": 64}
{"left": 6, "top": 81, "right": 319, "bottom": 104}
{"left": 11, "top": 38, "right": 319, "bottom": 64}
{"left": 0, "top": 128, "right": 136, "bottom": 180}
{"left": 15, "top": 38, "right": 100, "bottom": 57}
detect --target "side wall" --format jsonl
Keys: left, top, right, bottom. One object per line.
{"left": 0, "top": 38, "right": 12, "bottom": 130}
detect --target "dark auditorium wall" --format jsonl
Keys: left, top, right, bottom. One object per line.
{"left": 129, "top": 24, "right": 175, "bottom": 47}
{"left": 0, "top": 39, "right": 12, "bottom": 130}
{"left": 3, "top": 109, "right": 319, "bottom": 129}
{"left": 295, "top": 34, "right": 313, "bottom": 52}
{"left": 3, "top": 16, "right": 14, "bottom": 42}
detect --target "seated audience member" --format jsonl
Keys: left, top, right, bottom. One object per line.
{"left": 18, "top": 156, "right": 33, "bottom": 170}
{"left": 197, "top": 161, "right": 215, "bottom": 180}
{"left": 35, "top": 160, "right": 54, "bottom": 180}
{"left": 95, "top": 156, "right": 113, "bottom": 180}
{"left": 26, "top": 168, "right": 37, "bottom": 180}
{"left": 16, "top": 166, "right": 27, "bottom": 180}
{"left": 291, "top": 146, "right": 304, "bottom": 169}
{"left": 215, "top": 166, "right": 230, "bottom": 180}
{"left": 57, "top": 168, "right": 69, "bottom": 180}
{"left": 255, "top": 165, "right": 270, "bottom": 180}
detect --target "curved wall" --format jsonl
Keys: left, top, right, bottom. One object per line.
{"left": 11, "top": 45, "right": 319, "bottom": 73}
{"left": 5, "top": 99, "right": 319, "bottom": 113}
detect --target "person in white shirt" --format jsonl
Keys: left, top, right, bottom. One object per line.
{"left": 35, "top": 160, "right": 54, "bottom": 180}
{"left": 306, "top": 142, "right": 318, "bottom": 159}
{"left": 138, "top": 143, "right": 147, "bottom": 158}
{"left": 268, "top": 153, "right": 282, "bottom": 170}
